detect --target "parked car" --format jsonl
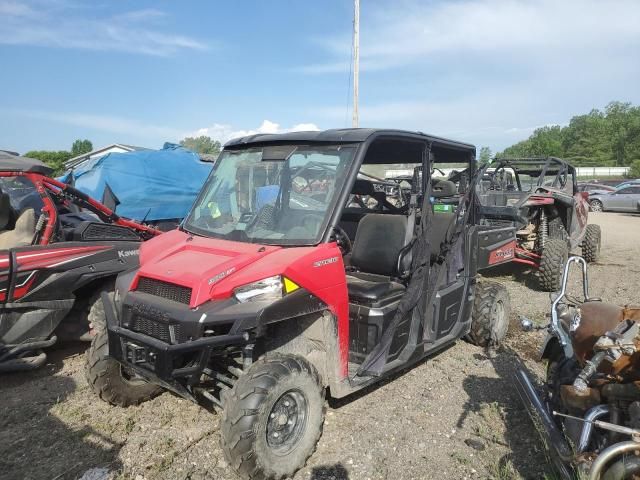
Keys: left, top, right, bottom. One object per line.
{"left": 577, "top": 182, "right": 616, "bottom": 196}
{"left": 589, "top": 185, "right": 640, "bottom": 212}
{"left": 614, "top": 179, "right": 640, "bottom": 190}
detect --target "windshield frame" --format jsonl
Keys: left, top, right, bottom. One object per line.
{"left": 181, "top": 142, "right": 359, "bottom": 246}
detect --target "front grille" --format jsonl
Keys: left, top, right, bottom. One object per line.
{"left": 129, "top": 314, "right": 183, "bottom": 343}
{"left": 136, "top": 277, "right": 192, "bottom": 305}
{"left": 81, "top": 223, "right": 140, "bottom": 241}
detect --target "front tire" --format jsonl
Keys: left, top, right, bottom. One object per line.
{"left": 85, "top": 292, "right": 162, "bottom": 407}
{"left": 581, "top": 224, "right": 601, "bottom": 263}
{"left": 466, "top": 280, "right": 511, "bottom": 347}
{"left": 221, "top": 355, "right": 325, "bottom": 480}
{"left": 539, "top": 239, "right": 569, "bottom": 291}
{"left": 589, "top": 199, "right": 604, "bottom": 212}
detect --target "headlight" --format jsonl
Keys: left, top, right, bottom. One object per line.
{"left": 234, "top": 275, "right": 283, "bottom": 303}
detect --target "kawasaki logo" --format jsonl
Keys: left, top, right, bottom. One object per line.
{"left": 118, "top": 249, "right": 139, "bottom": 259}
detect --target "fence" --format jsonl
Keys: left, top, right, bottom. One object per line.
{"left": 575, "top": 166, "right": 629, "bottom": 178}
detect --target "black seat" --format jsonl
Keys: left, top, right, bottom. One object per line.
{"left": 346, "top": 214, "right": 408, "bottom": 305}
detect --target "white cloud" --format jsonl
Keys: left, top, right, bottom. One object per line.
{"left": 300, "top": 0, "right": 640, "bottom": 73}
{"left": 3, "top": 108, "right": 183, "bottom": 139}
{"left": 0, "top": 0, "right": 208, "bottom": 56}
{"left": 301, "top": 0, "right": 640, "bottom": 150}
{"left": 190, "top": 120, "right": 320, "bottom": 144}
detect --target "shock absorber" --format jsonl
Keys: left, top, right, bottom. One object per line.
{"left": 539, "top": 210, "right": 548, "bottom": 250}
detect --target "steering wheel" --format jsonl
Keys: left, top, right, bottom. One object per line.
{"left": 331, "top": 225, "right": 352, "bottom": 255}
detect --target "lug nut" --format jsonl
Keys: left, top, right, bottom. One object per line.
{"left": 273, "top": 432, "right": 279, "bottom": 438}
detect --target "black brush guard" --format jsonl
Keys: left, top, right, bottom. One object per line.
{"left": 514, "top": 369, "right": 574, "bottom": 479}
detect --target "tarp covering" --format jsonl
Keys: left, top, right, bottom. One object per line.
{"left": 61, "top": 143, "right": 212, "bottom": 222}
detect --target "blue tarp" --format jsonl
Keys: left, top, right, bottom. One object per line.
{"left": 62, "top": 143, "right": 212, "bottom": 222}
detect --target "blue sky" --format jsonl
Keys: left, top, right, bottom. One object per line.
{"left": 1, "top": 0, "right": 639, "bottom": 154}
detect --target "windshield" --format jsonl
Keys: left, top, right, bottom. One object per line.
{"left": 183, "top": 144, "right": 355, "bottom": 245}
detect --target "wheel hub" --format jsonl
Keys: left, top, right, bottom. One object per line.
{"left": 266, "top": 390, "right": 308, "bottom": 454}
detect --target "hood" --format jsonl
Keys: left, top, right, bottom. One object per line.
{"left": 136, "top": 229, "right": 283, "bottom": 306}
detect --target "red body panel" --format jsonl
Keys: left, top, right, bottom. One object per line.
{"left": 136, "top": 230, "right": 350, "bottom": 378}
{"left": 488, "top": 240, "right": 516, "bottom": 265}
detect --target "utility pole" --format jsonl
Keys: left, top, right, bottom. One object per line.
{"left": 352, "top": 0, "right": 360, "bottom": 128}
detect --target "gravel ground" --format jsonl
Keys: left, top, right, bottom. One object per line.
{"left": 1, "top": 212, "right": 639, "bottom": 480}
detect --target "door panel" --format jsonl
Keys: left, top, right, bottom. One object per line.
{"left": 476, "top": 226, "right": 517, "bottom": 270}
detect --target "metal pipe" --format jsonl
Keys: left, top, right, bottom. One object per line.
{"left": 514, "top": 369, "right": 574, "bottom": 478}
{"left": 578, "top": 405, "right": 610, "bottom": 453}
{"left": 589, "top": 441, "right": 640, "bottom": 480}
{"left": 551, "top": 256, "right": 590, "bottom": 357}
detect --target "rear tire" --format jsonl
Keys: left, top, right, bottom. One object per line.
{"left": 221, "top": 355, "right": 325, "bottom": 480}
{"left": 85, "top": 292, "right": 162, "bottom": 407}
{"left": 467, "top": 280, "right": 511, "bottom": 347}
{"left": 581, "top": 224, "right": 601, "bottom": 263}
{"left": 538, "top": 239, "right": 569, "bottom": 291}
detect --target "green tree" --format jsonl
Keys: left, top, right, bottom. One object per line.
{"left": 499, "top": 101, "right": 640, "bottom": 167}
{"left": 629, "top": 160, "right": 640, "bottom": 179}
{"left": 180, "top": 136, "right": 221, "bottom": 155}
{"left": 478, "top": 146, "right": 492, "bottom": 164}
{"left": 71, "top": 139, "right": 93, "bottom": 157}
{"left": 25, "top": 150, "right": 73, "bottom": 175}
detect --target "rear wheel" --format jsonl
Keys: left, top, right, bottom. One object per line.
{"left": 581, "top": 224, "right": 601, "bottom": 263}
{"left": 220, "top": 355, "right": 325, "bottom": 480}
{"left": 589, "top": 199, "right": 604, "bottom": 212}
{"left": 466, "top": 280, "right": 511, "bottom": 347}
{"left": 85, "top": 292, "right": 162, "bottom": 407}
{"left": 538, "top": 239, "right": 569, "bottom": 291}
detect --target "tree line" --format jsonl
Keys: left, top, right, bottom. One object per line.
{"left": 22, "top": 136, "right": 221, "bottom": 176}
{"left": 496, "top": 101, "right": 640, "bottom": 173}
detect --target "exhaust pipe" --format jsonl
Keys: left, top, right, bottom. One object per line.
{"left": 514, "top": 369, "right": 574, "bottom": 479}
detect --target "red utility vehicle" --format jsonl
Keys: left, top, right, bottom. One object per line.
{"left": 0, "top": 152, "right": 160, "bottom": 372}
{"left": 477, "top": 157, "right": 601, "bottom": 291}
{"left": 87, "top": 129, "right": 514, "bottom": 479}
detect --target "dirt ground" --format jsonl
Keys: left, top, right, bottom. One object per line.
{"left": 2, "top": 212, "right": 639, "bottom": 480}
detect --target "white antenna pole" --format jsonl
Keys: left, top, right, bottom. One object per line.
{"left": 352, "top": 0, "right": 360, "bottom": 128}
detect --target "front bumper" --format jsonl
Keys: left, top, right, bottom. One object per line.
{"left": 102, "top": 292, "right": 249, "bottom": 401}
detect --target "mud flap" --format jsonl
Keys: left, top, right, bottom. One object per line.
{"left": 476, "top": 226, "right": 517, "bottom": 270}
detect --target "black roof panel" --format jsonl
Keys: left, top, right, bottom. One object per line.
{"left": 224, "top": 128, "right": 475, "bottom": 152}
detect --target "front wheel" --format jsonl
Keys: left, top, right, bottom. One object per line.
{"left": 466, "top": 280, "right": 511, "bottom": 347}
{"left": 84, "top": 293, "right": 163, "bottom": 407}
{"left": 589, "top": 199, "right": 604, "bottom": 212}
{"left": 221, "top": 355, "right": 325, "bottom": 480}
{"left": 581, "top": 224, "right": 601, "bottom": 263}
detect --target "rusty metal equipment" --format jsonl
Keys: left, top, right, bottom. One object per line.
{"left": 517, "top": 256, "right": 640, "bottom": 479}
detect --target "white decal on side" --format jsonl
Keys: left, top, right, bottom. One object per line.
{"left": 313, "top": 257, "right": 339, "bottom": 268}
